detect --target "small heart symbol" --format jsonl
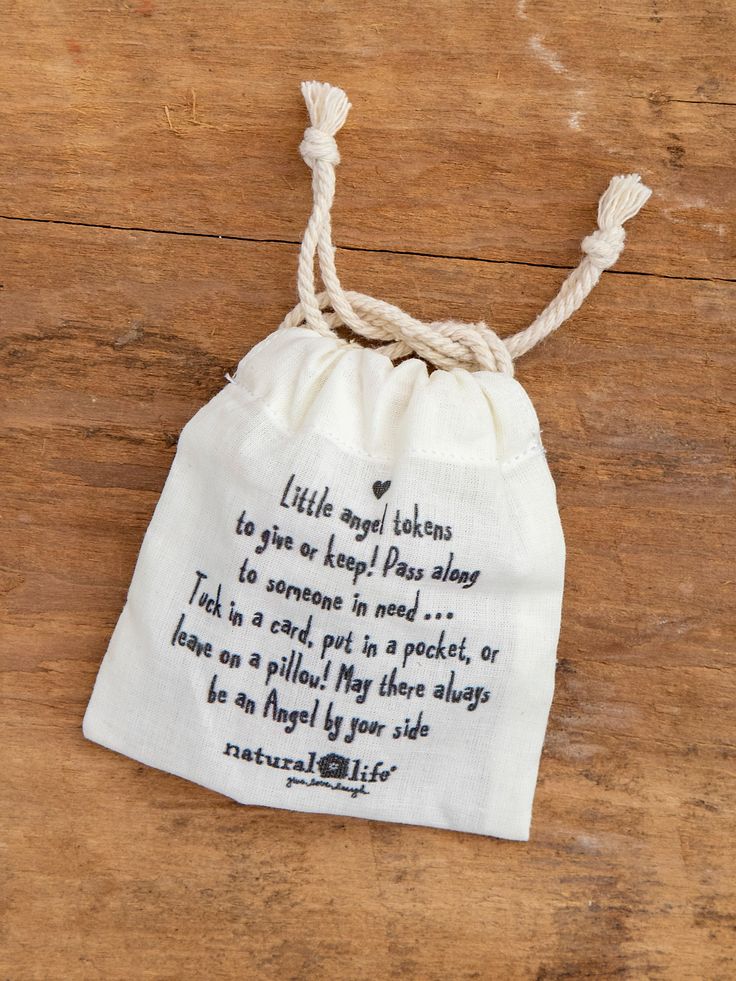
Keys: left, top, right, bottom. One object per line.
{"left": 372, "top": 480, "right": 391, "bottom": 500}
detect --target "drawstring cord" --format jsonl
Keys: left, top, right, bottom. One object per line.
{"left": 280, "top": 80, "right": 652, "bottom": 376}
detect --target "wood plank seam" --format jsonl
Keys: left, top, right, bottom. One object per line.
{"left": 1, "top": 215, "right": 733, "bottom": 286}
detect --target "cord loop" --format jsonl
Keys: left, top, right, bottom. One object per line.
{"left": 283, "top": 81, "right": 652, "bottom": 374}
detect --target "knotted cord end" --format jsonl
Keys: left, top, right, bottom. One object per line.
{"left": 299, "top": 81, "right": 351, "bottom": 169}
{"left": 582, "top": 173, "right": 652, "bottom": 270}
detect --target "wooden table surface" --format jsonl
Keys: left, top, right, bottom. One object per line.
{"left": 2, "top": 2, "right": 734, "bottom": 979}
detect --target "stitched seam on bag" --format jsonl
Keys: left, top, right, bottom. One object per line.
{"left": 499, "top": 438, "right": 547, "bottom": 471}
{"left": 229, "top": 377, "right": 546, "bottom": 470}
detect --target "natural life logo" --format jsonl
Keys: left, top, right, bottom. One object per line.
{"left": 317, "top": 752, "right": 350, "bottom": 779}
{"left": 283, "top": 751, "right": 399, "bottom": 799}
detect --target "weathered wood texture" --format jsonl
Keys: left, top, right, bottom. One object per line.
{"left": 1, "top": 0, "right": 735, "bottom": 279}
{"left": 1, "top": 1, "right": 734, "bottom": 979}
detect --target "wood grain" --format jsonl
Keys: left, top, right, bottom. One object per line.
{"left": 1, "top": 1, "right": 734, "bottom": 279}
{"left": 1, "top": 1, "right": 735, "bottom": 979}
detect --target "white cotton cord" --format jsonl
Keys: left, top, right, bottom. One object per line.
{"left": 295, "top": 81, "right": 347, "bottom": 336}
{"left": 284, "top": 81, "right": 652, "bottom": 375}
{"left": 504, "top": 174, "right": 652, "bottom": 361}
{"left": 296, "top": 81, "right": 372, "bottom": 340}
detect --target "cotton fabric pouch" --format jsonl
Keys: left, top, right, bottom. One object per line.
{"left": 83, "top": 82, "right": 650, "bottom": 840}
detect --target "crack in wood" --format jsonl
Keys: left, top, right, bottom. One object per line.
{"left": 2, "top": 213, "right": 732, "bottom": 285}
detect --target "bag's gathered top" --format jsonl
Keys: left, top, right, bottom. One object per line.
{"left": 84, "top": 82, "right": 651, "bottom": 840}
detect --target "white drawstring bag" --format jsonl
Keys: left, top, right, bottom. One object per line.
{"left": 84, "top": 82, "right": 650, "bottom": 840}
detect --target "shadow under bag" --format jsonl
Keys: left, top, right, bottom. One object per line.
{"left": 84, "top": 82, "right": 650, "bottom": 839}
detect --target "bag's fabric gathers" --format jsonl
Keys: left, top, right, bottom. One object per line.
{"left": 84, "top": 82, "right": 650, "bottom": 840}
